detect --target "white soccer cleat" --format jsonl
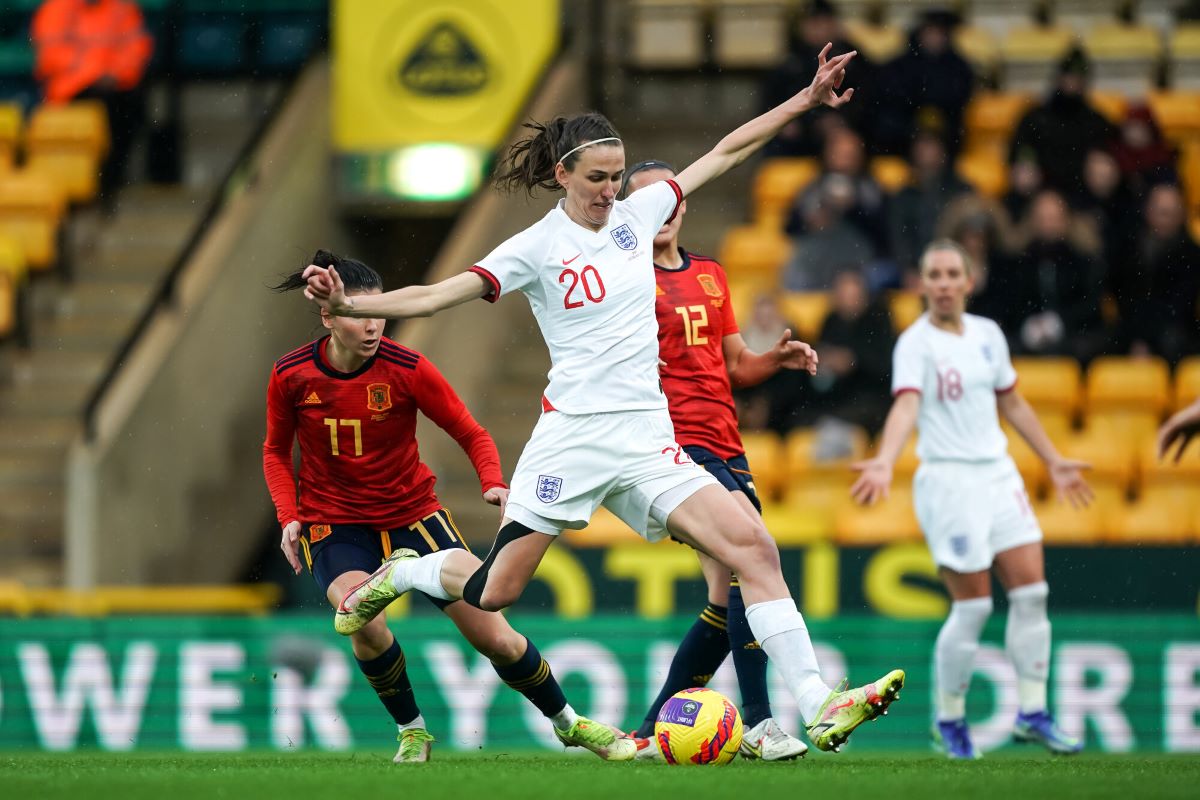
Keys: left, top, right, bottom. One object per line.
{"left": 739, "top": 717, "right": 809, "bottom": 761}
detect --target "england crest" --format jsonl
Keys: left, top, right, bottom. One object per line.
{"left": 610, "top": 223, "right": 637, "bottom": 251}
{"left": 950, "top": 534, "right": 970, "bottom": 557}
{"left": 536, "top": 474, "right": 562, "bottom": 503}
{"left": 981, "top": 345, "right": 993, "bottom": 363}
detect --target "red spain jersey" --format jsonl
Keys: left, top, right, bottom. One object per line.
{"left": 654, "top": 248, "right": 744, "bottom": 460}
{"left": 262, "top": 336, "right": 505, "bottom": 530}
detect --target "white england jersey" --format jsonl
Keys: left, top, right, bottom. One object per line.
{"left": 470, "top": 179, "right": 683, "bottom": 414}
{"left": 891, "top": 312, "right": 1018, "bottom": 462}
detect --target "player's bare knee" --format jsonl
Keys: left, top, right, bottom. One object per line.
{"left": 478, "top": 627, "right": 526, "bottom": 664}
{"left": 478, "top": 583, "right": 517, "bottom": 612}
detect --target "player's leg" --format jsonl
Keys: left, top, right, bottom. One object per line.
{"left": 632, "top": 552, "right": 732, "bottom": 740}
{"left": 994, "top": 541, "right": 1081, "bottom": 754}
{"left": 440, "top": 598, "right": 636, "bottom": 761}
{"left": 915, "top": 463, "right": 991, "bottom": 760}
{"left": 663, "top": 485, "right": 903, "bottom": 752}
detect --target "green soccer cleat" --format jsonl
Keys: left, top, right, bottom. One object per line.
{"left": 334, "top": 548, "right": 419, "bottom": 636}
{"left": 805, "top": 669, "right": 905, "bottom": 753}
{"left": 554, "top": 717, "right": 637, "bottom": 761}
{"left": 393, "top": 728, "right": 434, "bottom": 763}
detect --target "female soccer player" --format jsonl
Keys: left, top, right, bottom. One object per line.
{"left": 264, "top": 251, "right": 636, "bottom": 763}
{"left": 850, "top": 240, "right": 1091, "bottom": 759}
{"left": 622, "top": 160, "right": 812, "bottom": 761}
{"left": 307, "top": 46, "right": 905, "bottom": 754}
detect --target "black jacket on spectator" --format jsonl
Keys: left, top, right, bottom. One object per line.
{"left": 872, "top": 40, "right": 974, "bottom": 155}
{"left": 1009, "top": 94, "right": 1116, "bottom": 201}
{"left": 1112, "top": 230, "right": 1200, "bottom": 363}
{"left": 1009, "top": 240, "right": 1108, "bottom": 361}
{"left": 889, "top": 172, "right": 975, "bottom": 272}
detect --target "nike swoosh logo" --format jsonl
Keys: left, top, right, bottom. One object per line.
{"left": 831, "top": 699, "right": 855, "bottom": 712}
{"left": 562, "top": 253, "right": 581, "bottom": 265}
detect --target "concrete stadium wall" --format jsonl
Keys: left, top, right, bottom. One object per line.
{"left": 65, "top": 63, "right": 355, "bottom": 586}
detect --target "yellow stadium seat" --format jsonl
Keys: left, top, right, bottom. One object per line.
{"left": 784, "top": 477, "right": 854, "bottom": 518}
{"left": 1105, "top": 485, "right": 1197, "bottom": 544}
{"left": 843, "top": 20, "right": 905, "bottom": 64}
{"left": 887, "top": 290, "right": 923, "bottom": 333}
{"left": 564, "top": 507, "right": 642, "bottom": 547}
{"left": 760, "top": 502, "right": 830, "bottom": 545}
{"left": 1088, "top": 91, "right": 1129, "bottom": 124}
{"left": 1181, "top": 141, "right": 1200, "bottom": 210}
{"left": 1058, "top": 430, "right": 1136, "bottom": 495}
{"left": 1034, "top": 496, "right": 1103, "bottom": 545}
{"left": 785, "top": 425, "right": 869, "bottom": 479}
{"left": 1089, "top": 409, "right": 1160, "bottom": 453}
{"left": 717, "top": 225, "right": 791, "bottom": 280}
{"left": 1001, "top": 27, "right": 1076, "bottom": 93}
{"left": 1007, "top": 432, "right": 1049, "bottom": 496}
{"left": 1083, "top": 24, "right": 1164, "bottom": 96}
{"left": 753, "top": 158, "right": 819, "bottom": 225}
{"left": 25, "top": 101, "right": 109, "bottom": 203}
{"left": 0, "top": 234, "right": 26, "bottom": 338}
{"left": 964, "top": 92, "right": 1035, "bottom": 143}
{"left": 1012, "top": 357, "right": 1083, "bottom": 417}
{"left": 1174, "top": 355, "right": 1200, "bottom": 410}
{"left": 1169, "top": 23, "right": 1200, "bottom": 90}
{"left": 739, "top": 430, "right": 785, "bottom": 501}
{"left": 1138, "top": 435, "right": 1200, "bottom": 488}
{"left": 1086, "top": 356, "right": 1170, "bottom": 415}
{"left": 955, "top": 25, "right": 1000, "bottom": 78}
{"left": 627, "top": 0, "right": 707, "bottom": 70}
{"left": 0, "top": 170, "right": 66, "bottom": 271}
{"left": 0, "top": 103, "right": 21, "bottom": 172}
{"left": 779, "top": 291, "right": 830, "bottom": 343}
{"left": 1147, "top": 92, "right": 1200, "bottom": 145}
{"left": 712, "top": 0, "right": 789, "bottom": 70}
{"left": 956, "top": 150, "right": 1008, "bottom": 198}
{"left": 834, "top": 488, "right": 921, "bottom": 545}
{"left": 726, "top": 277, "right": 772, "bottom": 328}
{"left": 870, "top": 156, "right": 912, "bottom": 193}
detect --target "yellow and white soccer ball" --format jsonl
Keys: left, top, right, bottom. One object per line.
{"left": 653, "top": 687, "right": 743, "bottom": 765}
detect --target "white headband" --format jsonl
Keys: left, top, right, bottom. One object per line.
{"left": 556, "top": 137, "right": 622, "bottom": 165}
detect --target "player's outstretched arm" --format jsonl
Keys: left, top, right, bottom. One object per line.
{"left": 1158, "top": 397, "right": 1200, "bottom": 462}
{"left": 850, "top": 391, "right": 919, "bottom": 505}
{"left": 303, "top": 265, "right": 488, "bottom": 320}
{"left": 673, "top": 43, "right": 855, "bottom": 198}
{"left": 997, "top": 390, "right": 1093, "bottom": 508}
{"left": 723, "top": 330, "right": 818, "bottom": 388}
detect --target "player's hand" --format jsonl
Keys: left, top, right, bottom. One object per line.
{"left": 483, "top": 486, "right": 509, "bottom": 520}
{"left": 1048, "top": 457, "right": 1094, "bottom": 509}
{"left": 849, "top": 458, "right": 892, "bottom": 505}
{"left": 280, "top": 520, "right": 303, "bottom": 575}
{"left": 806, "top": 43, "right": 856, "bottom": 110}
{"left": 1158, "top": 399, "right": 1200, "bottom": 462}
{"left": 772, "top": 329, "right": 819, "bottom": 376}
{"left": 302, "top": 264, "right": 351, "bottom": 315}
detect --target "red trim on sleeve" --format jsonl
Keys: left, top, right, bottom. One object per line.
{"left": 468, "top": 266, "right": 501, "bottom": 303}
{"left": 996, "top": 379, "right": 1018, "bottom": 395}
{"left": 262, "top": 369, "right": 300, "bottom": 528}
{"left": 541, "top": 395, "right": 557, "bottom": 412}
{"left": 664, "top": 179, "right": 684, "bottom": 225}
{"left": 892, "top": 387, "right": 922, "bottom": 397}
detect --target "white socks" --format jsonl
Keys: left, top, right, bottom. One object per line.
{"left": 935, "top": 596, "right": 993, "bottom": 721}
{"left": 1006, "top": 581, "right": 1051, "bottom": 714}
{"left": 745, "top": 598, "right": 831, "bottom": 723}
{"left": 391, "top": 549, "right": 455, "bottom": 601}
{"left": 398, "top": 713, "right": 427, "bottom": 732}
{"left": 550, "top": 703, "right": 579, "bottom": 731}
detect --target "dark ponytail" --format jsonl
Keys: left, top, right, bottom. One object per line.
{"left": 493, "top": 112, "right": 621, "bottom": 196}
{"left": 271, "top": 249, "right": 384, "bottom": 293}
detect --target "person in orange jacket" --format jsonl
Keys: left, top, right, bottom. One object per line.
{"left": 32, "top": 0, "right": 154, "bottom": 202}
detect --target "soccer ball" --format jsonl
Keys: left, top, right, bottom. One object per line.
{"left": 653, "top": 687, "right": 743, "bottom": 765}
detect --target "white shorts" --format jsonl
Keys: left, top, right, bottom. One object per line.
{"left": 913, "top": 456, "right": 1043, "bottom": 574}
{"left": 505, "top": 408, "right": 719, "bottom": 541}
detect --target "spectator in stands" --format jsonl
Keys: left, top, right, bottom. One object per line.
{"left": 1111, "top": 184, "right": 1200, "bottom": 363}
{"left": 761, "top": 0, "right": 873, "bottom": 157}
{"left": 1002, "top": 154, "right": 1044, "bottom": 231}
{"left": 888, "top": 127, "right": 975, "bottom": 277}
{"left": 1009, "top": 47, "right": 1116, "bottom": 202}
{"left": 1009, "top": 190, "right": 1108, "bottom": 362}
{"left": 942, "top": 205, "right": 1014, "bottom": 324}
{"left": 872, "top": 10, "right": 974, "bottom": 156}
{"left": 32, "top": 0, "right": 153, "bottom": 204}
{"left": 782, "top": 181, "right": 875, "bottom": 291}
{"left": 1074, "top": 148, "right": 1138, "bottom": 271}
{"left": 733, "top": 294, "right": 798, "bottom": 432}
{"left": 1111, "top": 105, "right": 1177, "bottom": 196}
{"left": 787, "top": 127, "right": 887, "bottom": 252}
{"left": 772, "top": 270, "right": 894, "bottom": 434}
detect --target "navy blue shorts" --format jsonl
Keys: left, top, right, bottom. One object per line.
{"left": 300, "top": 508, "right": 471, "bottom": 609}
{"left": 682, "top": 445, "right": 763, "bottom": 514}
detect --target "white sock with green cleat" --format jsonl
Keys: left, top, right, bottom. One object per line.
{"left": 393, "top": 551, "right": 454, "bottom": 601}
{"left": 398, "top": 714, "right": 427, "bottom": 732}
{"left": 549, "top": 704, "right": 579, "bottom": 731}
{"left": 745, "top": 598, "right": 831, "bottom": 723}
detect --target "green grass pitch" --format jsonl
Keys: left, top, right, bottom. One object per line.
{"left": 3, "top": 752, "right": 1199, "bottom": 800}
